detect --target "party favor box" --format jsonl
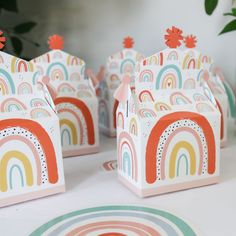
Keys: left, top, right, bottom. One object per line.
{"left": 0, "top": 51, "right": 65, "bottom": 207}
{"left": 98, "top": 37, "right": 144, "bottom": 137}
{"left": 222, "top": 78, "right": 236, "bottom": 119}
{"left": 204, "top": 69, "right": 228, "bottom": 147}
{"left": 31, "top": 35, "right": 99, "bottom": 157}
{"left": 116, "top": 27, "right": 221, "bottom": 197}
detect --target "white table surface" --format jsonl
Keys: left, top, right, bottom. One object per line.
{"left": 1, "top": 121, "right": 236, "bottom": 236}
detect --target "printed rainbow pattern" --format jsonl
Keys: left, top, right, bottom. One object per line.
{"left": 116, "top": 48, "right": 220, "bottom": 196}
{"left": 98, "top": 46, "right": 144, "bottom": 137}
{"left": 102, "top": 160, "right": 117, "bottom": 171}
{"left": 31, "top": 49, "right": 98, "bottom": 156}
{"left": 29, "top": 205, "right": 199, "bottom": 236}
{"left": 0, "top": 51, "right": 64, "bottom": 207}
{"left": 0, "top": 119, "right": 58, "bottom": 192}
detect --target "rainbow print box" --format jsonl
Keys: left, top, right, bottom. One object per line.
{"left": 204, "top": 69, "right": 228, "bottom": 147}
{"left": 116, "top": 41, "right": 221, "bottom": 197}
{"left": 98, "top": 37, "right": 144, "bottom": 137}
{"left": 31, "top": 36, "right": 99, "bottom": 157}
{"left": 0, "top": 51, "right": 65, "bottom": 207}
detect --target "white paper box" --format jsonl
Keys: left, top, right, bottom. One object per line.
{"left": 116, "top": 48, "right": 221, "bottom": 197}
{"left": 31, "top": 49, "right": 99, "bottom": 157}
{"left": 98, "top": 38, "right": 144, "bottom": 137}
{"left": 0, "top": 51, "right": 65, "bottom": 207}
{"left": 205, "top": 71, "right": 228, "bottom": 147}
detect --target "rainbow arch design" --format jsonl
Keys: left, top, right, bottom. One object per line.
{"left": 139, "top": 108, "right": 156, "bottom": 118}
{"left": 58, "top": 107, "right": 84, "bottom": 146}
{"left": 0, "top": 69, "right": 15, "bottom": 94}
{"left": 145, "top": 112, "right": 216, "bottom": 184}
{"left": 118, "top": 132, "right": 138, "bottom": 181}
{"left": 139, "top": 69, "right": 153, "bottom": 82}
{"left": 113, "top": 100, "right": 119, "bottom": 129}
{"left": 138, "top": 90, "right": 154, "bottom": 102}
{"left": 66, "top": 55, "right": 84, "bottom": 66}
{"left": 170, "top": 92, "right": 192, "bottom": 105}
{"left": 11, "top": 57, "right": 33, "bottom": 73}
{"left": 32, "top": 70, "right": 41, "bottom": 85}
{"left": 99, "top": 99, "right": 109, "bottom": 128}
{"left": 17, "top": 82, "right": 33, "bottom": 94}
{"left": 30, "top": 108, "right": 51, "bottom": 119}
{"left": 102, "top": 160, "right": 117, "bottom": 171}
{"left": 55, "top": 97, "right": 95, "bottom": 146}
{"left": 193, "top": 93, "right": 207, "bottom": 102}
{"left": 77, "top": 90, "right": 92, "bottom": 98}
{"left": 120, "top": 59, "right": 135, "bottom": 74}
{"left": 117, "top": 112, "right": 124, "bottom": 129}
{"left": 109, "top": 74, "right": 119, "bottom": 82}
{"left": 57, "top": 83, "right": 76, "bottom": 93}
{"left": 197, "top": 69, "right": 204, "bottom": 81}
{"left": 198, "top": 54, "right": 212, "bottom": 68}
{"left": 183, "top": 78, "right": 196, "bottom": 89}
{"left": 70, "top": 72, "right": 80, "bottom": 81}
{"left": 60, "top": 119, "right": 78, "bottom": 146}
{"left": 167, "top": 50, "right": 179, "bottom": 61}
{"left": 0, "top": 151, "right": 33, "bottom": 192}
{"left": 196, "top": 102, "right": 214, "bottom": 112}
{"left": 0, "top": 119, "right": 59, "bottom": 192}
{"left": 46, "top": 62, "right": 68, "bottom": 81}
{"left": 182, "top": 54, "right": 197, "bottom": 69}
{"left": 29, "top": 205, "right": 198, "bottom": 236}
{"left": 143, "top": 52, "right": 163, "bottom": 66}
{"left": 30, "top": 98, "right": 48, "bottom": 107}
{"left": 1, "top": 98, "right": 27, "bottom": 112}
{"left": 169, "top": 141, "right": 196, "bottom": 179}
{"left": 53, "top": 51, "right": 63, "bottom": 59}
{"left": 129, "top": 118, "right": 138, "bottom": 136}
{"left": 155, "top": 102, "right": 171, "bottom": 111}
{"left": 156, "top": 64, "right": 182, "bottom": 89}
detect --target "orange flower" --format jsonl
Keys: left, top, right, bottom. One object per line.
{"left": 184, "top": 35, "right": 197, "bottom": 48}
{"left": 164, "top": 26, "right": 183, "bottom": 48}
{"left": 0, "top": 31, "right": 6, "bottom": 50}
{"left": 48, "top": 34, "right": 64, "bottom": 50}
{"left": 123, "top": 36, "right": 134, "bottom": 48}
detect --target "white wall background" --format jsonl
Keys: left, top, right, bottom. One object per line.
{"left": 2, "top": 0, "right": 236, "bottom": 85}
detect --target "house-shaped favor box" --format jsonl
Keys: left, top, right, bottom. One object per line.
{"left": 31, "top": 35, "right": 99, "bottom": 157}
{"left": 98, "top": 37, "right": 144, "bottom": 137}
{"left": 0, "top": 51, "right": 65, "bottom": 207}
{"left": 203, "top": 68, "right": 228, "bottom": 147}
{"left": 212, "top": 68, "right": 236, "bottom": 120}
{"left": 116, "top": 28, "right": 221, "bottom": 197}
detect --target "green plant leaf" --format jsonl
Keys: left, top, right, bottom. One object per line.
{"left": 14, "top": 22, "right": 37, "bottom": 34}
{"left": 232, "top": 8, "right": 236, "bottom": 15}
{"left": 224, "top": 8, "right": 236, "bottom": 17}
{"left": 223, "top": 13, "right": 235, "bottom": 16}
{"left": 0, "top": 0, "right": 18, "bottom": 12}
{"left": 11, "top": 36, "right": 23, "bottom": 55}
{"left": 219, "top": 19, "right": 236, "bottom": 35}
{"left": 205, "top": 0, "right": 218, "bottom": 15}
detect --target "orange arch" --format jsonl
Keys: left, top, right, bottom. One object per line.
{"left": 145, "top": 111, "right": 216, "bottom": 184}
{"left": 54, "top": 97, "right": 95, "bottom": 145}
{"left": 0, "top": 119, "right": 58, "bottom": 183}
{"left": 113, "top": 99, "right": 119, "bottom": 129}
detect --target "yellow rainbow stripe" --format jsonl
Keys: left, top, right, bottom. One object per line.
{"left": 0, "top": 151, "right": 33, "bottom": 192}
{"left": 60, "top": 119, "right": 78, "bottom": 145}
{"left": 169, "top": 141, "right": 196, "bottom": 179}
